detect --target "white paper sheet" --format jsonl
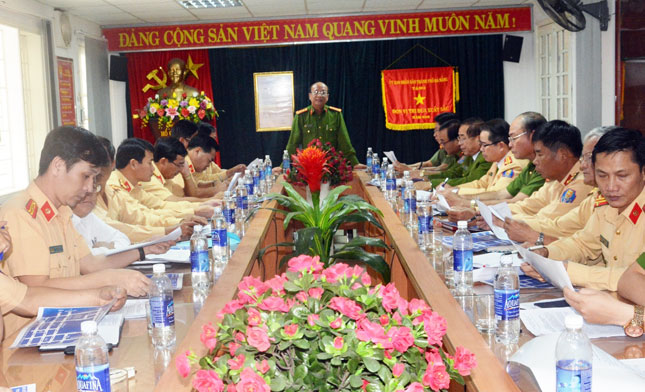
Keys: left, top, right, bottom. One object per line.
{"left": 511, "top": 333, "right": 645, "bottom": 392}
{"left": 104, "top": 227, "right": 181, "bottom": 256}
{"left": 416, "top": 190, "right": 431, "bottom": 201}
{"left": 476, "top": 200, "right": 510, "bottom": 240}
{"left": 436, "top": 193, "right": 450, "bottom": 212}
{"left": 515, "top": 245, "right": 574, "bottom": 290}
{"left": 141, "top": 248, "right": 190, "bottom": 263}
{"left": 520, "top": 307, "right": 625, "bottom": 338}
{"left": 384, "top": 151, "right": 398, "bottom": 163}
{"left": 490, "top": 202, "right": 512, "bottom": 220}
{"left": 473, "top": 252, "right": 522, "bottom": 268}
{"left": 111, "top": 299, "right": 148, "bottom": 319}
{"left": 227, "top": 172, "right": 242, "bottom": 193}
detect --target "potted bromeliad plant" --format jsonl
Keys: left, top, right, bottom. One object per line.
{"left": 264, "top": 139, "right": 390, "bottom": 282}
{"left": 176, "top": 255, "right": 477, "bottom": 391}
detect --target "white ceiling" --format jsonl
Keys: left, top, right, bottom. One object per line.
{"left": 37, "top": 0, "right": 532, "bottom": 27}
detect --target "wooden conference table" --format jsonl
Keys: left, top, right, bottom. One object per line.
{"left": 1, "top": 171, "right": 643, "bottom": 391}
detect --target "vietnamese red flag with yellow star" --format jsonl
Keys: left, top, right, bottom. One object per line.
{"left": 381, "top": 67, "right": 457, "bottom": 131}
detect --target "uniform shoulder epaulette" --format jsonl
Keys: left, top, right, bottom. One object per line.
{"left": 503, "top": 155, "right": 513, "bottom": 165}
{"left": 295, "top": 108, "right": 308, "bottom": 115}
{"left": 594, "top": 193, "right": 608, "bottom": 208}
{"left": 328, "top": 106, "right": 342, "bottom": 112}
{"left": 25, "top": 199, "right": 38, "bottom": 219}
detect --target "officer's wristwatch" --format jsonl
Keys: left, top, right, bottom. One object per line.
{"left": 624, "top": 305, "right": 644, "bottom": 338}
{"left": 535, "top": 232, "right": 544, "bottom": 246}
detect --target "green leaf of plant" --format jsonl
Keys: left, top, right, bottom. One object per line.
{"left": 270, "top": 375, "right": 287, "bottom": 391}
{"left": 377, "top": 365, "right": 391, "bottom": 384}
{"left": 363, "top": 357, "right": 381, "bottom": 373}
{"left": 317, "top": 352, "right": 332, "bottom": 360}
{"left": 278, "top": 340, "right": 292, "bottom": 350}
{"left": 331, "top": 356, "right": 342, "bottom": 366}
{"left": 294, "top": 338, "right": 311, "bottom": 350}
{"left": 283, "top": 281, "right": 301, "bottom": 293}
{"left": 365, "top": 382, "right": 384, "bottom": 392}
{"left": 331, "top": 248, "right": 391, "bottom": 283}
{"left": 349, "top": 375, "right": 364, "bottom": 389}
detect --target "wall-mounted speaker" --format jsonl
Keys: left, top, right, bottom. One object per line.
{"left": 109, "top": 55, "right": 128, "bottom": 82}
{"left": 503, "top": 35, "right": 523, "bottom": 63}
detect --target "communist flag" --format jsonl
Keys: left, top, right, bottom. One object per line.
{"left": 381, "top": 67, "right": 457, "bottom": 131}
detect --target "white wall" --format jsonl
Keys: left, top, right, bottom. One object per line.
{"left": 503, "top": 30, "right": 538, "bottom": 121}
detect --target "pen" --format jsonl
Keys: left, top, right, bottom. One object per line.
{"left": 440, "top": 177, "right": 449, "bottom": 187}
{"left": 528, "top": 245, "right": 545, "bottom": 251}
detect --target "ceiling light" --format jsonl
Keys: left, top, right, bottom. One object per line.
{"left": 179, "top": 0, "right": 243, "bottom": 9}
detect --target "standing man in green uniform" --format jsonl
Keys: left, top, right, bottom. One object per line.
{"left": 286, "top": 82, "right": 360, "bottom": 166}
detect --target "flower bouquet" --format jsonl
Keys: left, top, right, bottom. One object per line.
{"left": 139, "top": 91, "right": 218, "bottom": 137}
{"left": 177, "top": 255, "right": 477, "bottom": 391}
{"left": 284, "top": 139, "right": 353, "bottom": 191}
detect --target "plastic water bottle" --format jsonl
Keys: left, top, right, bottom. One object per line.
{"left": 556, "top": 314, "right": 592, "bottom": 392}
{"left": 495, "top": 254, "right": 520, "bottom": 343}
{"left": 380, "top": 157, "right": 389, "bottom": 192}
{"left": 75, "top": 320, "right": 111, "bottom": 392}
{"left": 236, "top": 177, "right": 249, "bottom": 220}
{"left": 211, "top": 207, "right": 229, "bottom": 282}
{"left": 223, "top": 191, "right": 237, "bottom": 233}
{"left": 366, "top": 147, "right": 373, "bottom": 172}
{"left": 190, "top": 225, "right": 210, "bottom": 291}
{"left": 385, "top": 164, "right": 397, "bottom": 201}
{"left": 417, "top": 201, "right": 432, "bottom": 250}
{"left": 251, "top": 164, "right": 260, "bottom": 194}
{"left": 149, "top": 263, "right": 176, "bottom": 347}
{"left": 371, "top": 154, "right": 380, "bottom": 182}
{"left": 264, "top": 155, "right": 273, "bottom": 188}
{"left": 400, "top": 171, "right": 411, "bottom": 200}
{"left": 453, "top": 221, "right": 473, "bottom": 294}
{"left": 243, "top": 169, "right": 254, "bottom": 196}
{"left": 282, "top": 150, "right": 290, "bottom": 172}
{"left": 403, "top": 180, "right": 417, "bottom": 232}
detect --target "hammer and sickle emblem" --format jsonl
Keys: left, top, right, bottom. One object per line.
{"left": 141, "top": 67, "right": 168, "bottom": 93}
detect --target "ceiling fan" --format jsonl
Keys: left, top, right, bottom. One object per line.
{"left": 536, "top": 0, "right": 610, "bottom": 32}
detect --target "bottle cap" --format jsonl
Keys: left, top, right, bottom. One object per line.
{"left": 564, "top": 314, "right": 584, "bottom": 329}
{"left": 81, "top": 320, "right": 98, "bottom": 334}
{"left": 193, "top": 225, "right": 202, "bottom": 233}
{"left": 224, "top": 191, "right": 230, "bottom": 197}
{"left": 213, "top": 206, "right": 222, "bottom": 214}
{"left": 388, "top": 164, "right": 394, "bottom": 169}
{"left": 153, "top": 263, "right": 166, "bottom": 274}
{"left": 265, "top": 155, "right": 270, "bottom": 159}
{"left": 404, "top": 171, "right": 410, "bottom": 176}
{"left": 457, "top": 220, "right": 468, "bottom": 229}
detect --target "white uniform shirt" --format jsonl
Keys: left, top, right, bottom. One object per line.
{"left": 72, "top": 212, "right": 131, "bottom": 255}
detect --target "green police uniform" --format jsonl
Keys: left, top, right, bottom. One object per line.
{"left": 444, "top": 153, "right": 492, "bottom": 187}
{"left": 429, "top": 148, "right": 447, "bottom": 167}
{"left": 428, "top": 154, "right": 470, "bottom": 187}
{"left": 506, "top": 162, "right": 545, "bottom": 197}
{"left": 286, "top": 105, "right": 359, "bottom": 166}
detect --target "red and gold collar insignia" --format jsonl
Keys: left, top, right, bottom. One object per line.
{"left": 504, "top": 155, "right": 513, "bottom": 165}
{"left": 119, "top": 179, "right": 132, "bottom": 192}
{"left": 41, "top": 201, "right": 55, "bottom": 222}
{"left": 189, "top": 164, "right": 195, "bottom": 173}
{"left": 630, "top": 202, "right": 642, "bottom": 224}
{"left": 155, "top": 173, "right": 165, "bottom": 185}
{"left": 594, "top": 194, "right": 608, "bottom": 208}
{"left": 25, "top": 199, "right": 38, "bottom": 219}
{"left": 563, "top": 172, "right": 578, "bottom": 186}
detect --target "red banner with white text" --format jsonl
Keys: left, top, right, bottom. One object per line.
{"left": 103, "top": 7, "right": 531, "bottom": 51}
{"left": 381, "top": 67, "right": 456, "bottom": 131}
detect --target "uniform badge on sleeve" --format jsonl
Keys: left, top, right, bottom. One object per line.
{"left": 25, "top": 199, "right": 38, "bottom": 219}
{"left": 560, "top": 189, "right": 577, "bottom": 203}
{"left": 502, "top": 169, "right": 514, "bottom": 178}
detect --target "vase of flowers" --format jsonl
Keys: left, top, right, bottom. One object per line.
{"left": 177, "top": 255, "right": 477, "bottom": 392}
{"left": 139, "top": 91, "right": 218, "bottom": 138}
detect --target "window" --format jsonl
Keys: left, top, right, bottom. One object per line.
{"left": 538, "top": 23, "right": 572, "bottom": 121}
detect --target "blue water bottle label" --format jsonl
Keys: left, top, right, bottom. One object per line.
{"left": 372, "top": 165, "right": 379, "bottom": 175}
{"left": 494, "top": 289, "right": 520, "bottom": 320}
{"left": 367, "top": 156, "right": 372, "bottom": 169}
{"left": 237, "top": 195, "right": 248, "bottom": 210}
{"left": 259, "top": 169, "right": 265, "bottom": 180}
{"left": 253, "top": 176, "right": 260, "bottom": 187}
{"left": 418, "top": 215, "right": 432, "bottom": 234}
{"left": 283, "top": 160, "right": 290, "bottom": 170}
{"left": 556, "top": 360, "right": 592, "bottom": 392}
{"left": 77, "top": 364, "right": 112, "bottom": 392}
{"left": 453, "top": 249, "right": 473, "bottom": 272}
{"left": 190, "top": 249, "right": 209, "bottom": 272}
{"left": 265, "top": 167, "right": 272, "bottom": 179}
{"left": 410, "top": 198, "right": 417, "bottom": 213}
{"left": 386, "top": 178, "right": 396, "bottom": 191}
{"left": 245, "top": 183, "right": 254, "bottom": 195}
{"left": 404, "top": 198, "right": 410, "bottom": 214}
{"left": 224, "top": 208, "right": 236, "bottom": 224}
{"left": 213, "top": 228, "right": 227, "bottom": 247}
{"left": 150, "top": 297, "right": 175, "bottom": 327}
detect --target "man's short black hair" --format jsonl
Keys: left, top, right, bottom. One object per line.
{"left": 97, "top": 136, "right": 115, "bottom": 164}
{"left": 171, "top": 120, "right": 199, "bottom": 140}
{"left": 196, "top": 122, "right": 220, "bottom": 150}
{"left": 38, "top": 126, "right": 109, "bottom": 176}
{"left": 462, "top": 117, "right": 483, "bottom": 126}
{"left": 592, "top": 128, "right": 645, "bottom": 170}
{"left": 481, "top": 118, "right": 510, "bottom": 145}
{"left": 187, "top": 134, "right": 219, "bottom": 153}
{"left": 154, "top": 137, "right": 188, "bottom": 163}
{"left": 115, "top": 138, "right": 154, "bottom": 170}
{"left": 518, "top": 112, "right": 547, "bottom": 134}
{"left": 440, "top": 120, "right": 460, "bottom": 141}
{"left": 465, "top": 120, "right": 485, "bottom": 138}
{"left": 532, "top": 120, "right": 582, "bottom": 158}
{"left": 434, "top": 112, "right": 458, "bottom": 127}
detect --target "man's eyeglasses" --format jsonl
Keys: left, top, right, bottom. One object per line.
{"left": 92, "top": 182, "right": 102, "bottom": 193}
{"left": 171, "top": 160, "right": 186, "bottom": 168}
{"left": 311, "top": 90, "right": 328, "bottom": 96}
{"left": 579, "top": 153, "right": 593, "bottom": 163}
{"left": 508, "top": 130, "right": 529, "bottom": 142}
{"left": 480, "top": 141, "right": 500, "bottom": 148}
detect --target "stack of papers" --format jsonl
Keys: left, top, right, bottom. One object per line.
{"left": 105, "top": 227, "right": 181, "bottom": 256}
{"left": 519, "top": 306, "right": 625, "bottom": 338}
{"left": 443, "top": 231, "right": 513, "bottom": 252}
{"left": 111, "top": 299, "right": 148, "bottom": 319}
{"left": 476, "top": 200, "right": 512, "bottom": 240}
{"left": 514, "top": 245, "right": 573, "bottom": 290}
{"left": 145, "top": 273, "right": 184, "bottom": 290}
{"left": 12, "top": 304, "right": 123, "bottom": 349}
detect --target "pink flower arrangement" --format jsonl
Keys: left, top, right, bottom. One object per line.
{"left": 178, "top": 255, "right": 476, "bottom": 391}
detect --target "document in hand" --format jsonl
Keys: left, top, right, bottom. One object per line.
{"left": 476, "top": 200, "right": 510, "bottom": 240}
{"left": 435, "top": 193, "right": 450, "bottom": 213}
{"left": 514, "top": 245, "right": 574, "bottom": 290}
{"left": 104, "top": 227, "right": 182, "bottom": 256}
{"left": 11, "top": 303, "right": 123, "bottom": 349}
{"left": 227, "top": 172, "right": 242, "bottom": 193}
{"left": 383, "top": 151, "right": 398, "bottom": 163}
